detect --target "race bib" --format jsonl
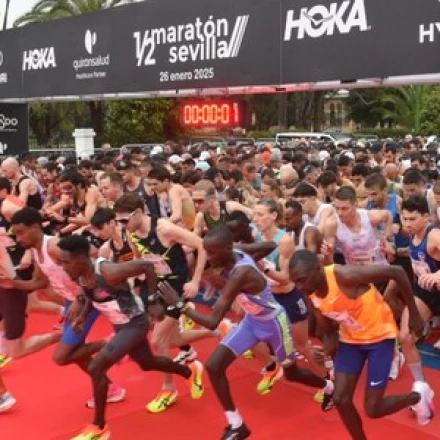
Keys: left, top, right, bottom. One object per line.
{"left": 324, "top": 311, "right": 364, "bottom": 331}
{"left": 411, "top": 259, "right": 431, "bottom": 278}
{"left": 142, "top": 254, "right": 172, "bottom": 275}
{"left": 92, "top": 299, "right": 130, "bottom": 325}
{"left": 348, "top": 249, "right": 375, "bottom": 266}
{"left": 236, "top": 293, "right": 264, "bottom": 315}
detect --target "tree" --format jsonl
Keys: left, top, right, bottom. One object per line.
{"left": 14, "top": 0, "right": 134, "bottom": 27}
{"left": 421, "top": 87, "right": 440, "bottom": 135}
{"left": 346, "top": 89, "right": 390, "bottom": 128}
{"left": 378, "top": 86, "right": 428, "bottom": 133}
{"left": 14, "top": 0, "right": 136, "bottom": 145}
{"left": 104, "top": 99, "right": 179, "bottom": 146}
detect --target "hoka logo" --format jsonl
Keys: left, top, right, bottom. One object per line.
{"left": 284, "top": 0, "right": 370, "bottom": 40}
{"left": 22, "top": 47, "right": 57, "bottom": 71}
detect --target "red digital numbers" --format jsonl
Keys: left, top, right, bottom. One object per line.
{"left": 182, "top": 102, "right": 241, "bottom": 126}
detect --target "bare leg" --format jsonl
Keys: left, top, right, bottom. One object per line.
{"left": 400, "top": 298, "right": 432, "bottom": 381}
{"left": 5, "top": 333, "right": 61, "bottom": 359}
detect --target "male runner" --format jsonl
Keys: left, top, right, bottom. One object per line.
{"left": 57, "top": 235, "right": 203, "bottom": 440}
{"left": 114, "top": 193, "right": 227, "bottom": 413}
{"left": 9, "top": 207, "right": 125, "bottom": 408}
{"left": 400, "top": 195, "right": 440, "bottom": 395}
{"left": 159, "top": 225, "right": 334, "bottom": 440}
{"left": 289, "top": 250, "right": 433, "bottom": 439}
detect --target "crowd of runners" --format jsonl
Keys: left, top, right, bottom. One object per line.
{"left": 0, "top": 135, "right": 438, "bottom": 439}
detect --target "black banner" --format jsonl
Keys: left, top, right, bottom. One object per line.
{"left": 1, "top": 0, "right": 440, "bottom": 100}
{"left": 0, "top": 104, "right": 29, "bottom": 155}
{"left": 281, "top": 0, "right": 440, "bottom": 83}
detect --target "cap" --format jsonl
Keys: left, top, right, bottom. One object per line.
{"left": 199, "top": 151, "right": 211, "bottom": 161}
{"left": 169, "top": 154, "right": 183, "bottom": 165}
{"left": 37, "top": 156, "right": 49, "bottom": 166}
{"left": 151, "top": 145, "right": 164, "bottom": 155}
{"left": 115, "top": 160, "right": 132, "bottom": 171}
{"left": 318, "top": 150, "right": 330, "bottom": 161}
{"left": 196, "top": 160, "right": 210, "bottom": 172}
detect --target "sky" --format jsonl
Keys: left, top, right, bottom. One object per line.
{"left": 2, "top": 0, "right": 144, "bottom": 28}
{"left": 4, "top": 0, "right": 39, "bottom": 28}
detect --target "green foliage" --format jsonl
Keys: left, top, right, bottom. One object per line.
{"left": 104, "top": 99, "right": 179, "bottom": 145}
{"left": 421, "top": 87, "right": 440, "bottom": 135}
{"left": 353, "top": 127, "right": 409, "bottom": 140}
{"left": 378, "top": 86, "right": 427, "bottom": 133}
{"left": 14, "top": 0, "right": 134, "bottom": 26}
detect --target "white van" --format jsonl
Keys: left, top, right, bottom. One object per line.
{"left": 276, "top": 132, "right": 337, "bottom": 146}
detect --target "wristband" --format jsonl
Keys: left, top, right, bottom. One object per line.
{"left": 147, "top": 294, "right": 159, "bottom": 305}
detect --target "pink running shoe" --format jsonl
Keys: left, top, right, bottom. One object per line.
{"left": 86, "top": 384, "right": 126, "bottom": 409}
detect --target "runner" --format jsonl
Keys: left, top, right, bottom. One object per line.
{"left": 57, "top": 235, "right": 204, "bottom": 440}
{"left": 159, "top": 225, "right": 334, "bottom": 440}
{"left": 9, "top": 207, "right": 126, "bottom": 408}
{"left": 289, "top": 249, "right": 433, "bottom": 439}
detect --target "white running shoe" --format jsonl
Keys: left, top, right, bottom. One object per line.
{"left": 173, "top": 347, "right": 198, "bottom": 364}
{"left": 389, "top": 350, "right": 405, "bottom": 380}
{"left": 412, "top": 381, "right": 435, "bottom": 425}
{"left": 0, "top": 392, "right": 16, "bottom": 413}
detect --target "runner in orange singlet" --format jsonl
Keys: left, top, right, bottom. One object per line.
{"left": 289, "top": 250, "right": 433, "bottom": 440}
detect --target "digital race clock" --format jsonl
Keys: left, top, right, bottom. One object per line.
{"left": 181, "top": 101, "right": 244, "bottom": 127}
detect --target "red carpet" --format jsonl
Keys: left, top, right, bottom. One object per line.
{"left": 1, "top": 313, "right": 440, "bottom": 440}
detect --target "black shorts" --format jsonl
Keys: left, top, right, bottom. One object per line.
{"left": 274, "top": 287, "right": 309, "bottom": 324}
{"left": 0, "top": 288, "right": 28, "bottom": 340}
{"left": 102, "top": 314, "right": 151, "bottom": 365}
{"left": 414, "top": 285, "right": 440, "bottom": 316}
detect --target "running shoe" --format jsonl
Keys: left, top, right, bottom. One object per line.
{"left": 146, "top": 389, "right": 178, "bottom": 413}
{"left": 217, "top": 318, "right": 234, "bottom": 338}
{"left": 221, "top": 423, "right": 251, "bottom": 440}
{"left": 321, "top": 389, "right": 334, "bottom": 412}
{"left": 314, "top": 389, "right": 324, "bottom": 403}
{"left": 188, "top": 360, "right": 204, "bottom": 399}
{"left": 71, "top": 424, "right": 110, "bottom": 440}
{"left": 174, "top": 347, "right": 198, "bottom": 364}
{"left": 181, "top": 302, "right": 195, "bottom": 330}
{"left": 412, "top": 381, "right": 435, "bottom": 425}
{"left": 389, "top": 350, "right": 405, "bottom": 380}
{"left": 242, "top": 350, "right": 255, "bottom": 359}
{"left": 0, "top": 353, "right": 11, "bottom": 369}
{"left": 0, "top": 392, "right": 16, "bottom": 413}
{"left": 86, "top": 384, "right": 126, "bottom": 409}
{"left": 257, "top": 363, "right": 283, "bottom": 395}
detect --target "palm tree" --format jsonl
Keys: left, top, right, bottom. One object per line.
{"left": 14, "top": 0, "right": 135, "bottom": 27}
{"left": 378, "top": 86, "right": 428, "bottom": 133}
{"left": 14, "top": 0, "right": 137, "bottom": 144}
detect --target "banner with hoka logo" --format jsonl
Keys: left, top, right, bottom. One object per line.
{"left": 0, "top": 0, "right": 440, "bottom": 100}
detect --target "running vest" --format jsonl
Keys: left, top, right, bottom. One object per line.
{"left": 131, "top": 217, "right": 189, "bottom": 287}
{"left": 410, "top": 225, "right": 440, "bottom": 290}
{"left": 308, "top": 203, "right": 330, "bottom": 227}
{"left": 110, "top": 229, "right": 134, "bottom": 263}
{"left": 124, "top": 179, "right": 161, "bottom": 218}
{"left": 310, "top": 265, "right": 397, "bottom": 344}
{"left": 204, "top": 201, "right": 228, "bottom": 231}
{"left": 294, "top": 221, "right": 315, "bottom": 251}
{"left": 81, "top": 258, "right": 144, "bottom": 325}
{"left": 336, "top": 209, "right": 387, "bottom": 266}
{"left": 255, "top": 228, "right": 289, "bottom": 289}
{"left": 229, "top": 250, "right": 281, "bottom": 317}
{"left": 14, "top": 175, "right": 43, "bottom": 210}
{"left": 31, "top": 235, "right": 81, "bottom": 301}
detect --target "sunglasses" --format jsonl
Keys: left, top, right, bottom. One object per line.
{"left": 115, "top": 161, "right": 131, "bottom": 171}
{"left": 115, "top": 211, "right": 136, "bottom": 225}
